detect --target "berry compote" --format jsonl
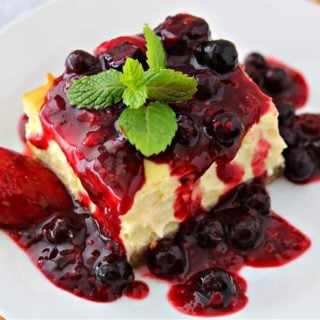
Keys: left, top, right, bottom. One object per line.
{"left": 0, "top": 148, "right": 148, "bottom": 302}
{"left": 279, "top": 107, "right": 320, "bottom": 183}
{"left": 244, "top": 52, "right": 320, "bottom": 183}
{"left": 244, "top": 52, "right": 308, "bottom": 108}
{"left": 146, "top": 178, "right": 310, "bottom": 316}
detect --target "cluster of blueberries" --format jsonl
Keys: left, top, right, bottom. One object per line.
{"left": 245, "top": 52, "right": 320, "bottom": 183}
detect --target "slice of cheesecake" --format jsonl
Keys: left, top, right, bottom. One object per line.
{"left": 23, "top": 14, "right": 286, "bottom": 263}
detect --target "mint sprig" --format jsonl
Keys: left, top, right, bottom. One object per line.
{"left": 143, "top": 24, "right": 166, "bottom": 69}
{"left": 118, "top": 102, "right": 177, "bottom": 157}
{"left": 144, "top": 69, "right": 197, "bottom": 103}
{"left": 67, "top": 24, "right": 197, "bottom": 156}
{"left": 68, "top": 69, "right": 125, "bottom": 109}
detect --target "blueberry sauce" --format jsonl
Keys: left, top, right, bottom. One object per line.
{"left": 280, "top": 109, "right": 320, "bottom": 183}
{"left": 146, "top": 179, "right": 310, "bottom": 316}
{"left": 0, "top": 148, "right": 147, "bottom": 302}
{"left": 244, "top": 52, "right": 320, "bottom": 183}
{"left": 8, "top": 205, "right": 150, "bottom": 302}
{"left": 244, "top": 53, "right": 308, "bottom": 108}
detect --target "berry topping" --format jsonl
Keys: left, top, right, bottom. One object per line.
{"left": 194, "top": 69, "right": 221, "bottom": 100}
{"left": 194, "top": 268, "right": 237, "bottom": 308}
{"left": 244, "top": 52, "right": 267, "bottom": 69}
{"left": 206, "top": 112, "right": 243, "bottom": 146}
{"left": 297, "top": 113, "right": 320, "bottom": 136}
{"left": 155, "top": 13, "right": 209, "bottom": 54}
{"left": 228, "top": 214, "right": 261, "bottom": 250}
{"left": 0, "top": 148, "right": 73, "bottom": 229}
{"left": 284, "top": 148, "right": 316, "bottom": 182}
{"left": 264, "top": 67, "right": 292, "bottom": 94}
{"left": 193, "top": 40, "right": 238, "bottom": 74}
{"left": 244, "top": 53, "right": 308, "bottom": 108}
{"left": 65, "top": 50, "right": 100, "bottom": 75}
{"left": 244, "top": 64, "right": 263, "bottom": 86}
{"left": 310, "top": 140, "right": 320, "bottom": 165}
{"left": 277, "top": 110, "right": 320, "bottom": 183}
{"left": 243, "top": 180, "right": 271, "bottom": 216}
{"left": 95, "top": 255, "right": 134, "bottom": 292}
{"left": 279, "top": 127, "right": 298, "bottom": 146}
{"left": 147, "top": 238, "right": 187, "bottom": 279}
{"left": 42, "top": 216, "right": 75, "bottom": 244}
{"left": 94, "top": 36, "right": 146, "bottom": 56}
{"left": 195, "top": 217, "right": 224, "bottom": 248}
{"left": 277, "top": 104, "right": 296, "bottom": 127}
{"left": 177, "top": 114, "right": 198, "bottom": 145}
{"left": 99, "top": 41, "right": 146, "bottom": 70}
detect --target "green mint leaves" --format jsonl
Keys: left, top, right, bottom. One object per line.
{"left": 144, "top": 69, "right": 197, "bottom": 103}
{"left": 68, "top": 70, "right": 125, "bottom": 109}
{"left": 67, "top": 24, "right": 197, "bottom": 156}
{"left": 118, "top": 102, "right": 177, "bottom": 157}
{"left": 143, "top": 24, "right": 166, "bottom": 69}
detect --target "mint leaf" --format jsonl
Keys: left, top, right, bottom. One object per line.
{"left": 123, "top": 86, "right": 147, "bottom": 109}
{"left": 120, "top": 58, "right": 144, "bottom": 88}
{"left": 68, "top": 70, "right": 125, "bottom": 109}
{"left": 118, "top": 101, "right": 177, "bottom": 156}
{"left": 120, "top": 58, "right": 147, "bottom": 108}
{"left": 144, "top": 69, "right": 197, "bottom": 103}
{"left": 143, "top": 24, "right": 166, "bottom": 69}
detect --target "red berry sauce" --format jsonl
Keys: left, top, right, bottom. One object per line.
{"left": 145, "top": 179, "right": 310, "bottom": 316}
{"left": 0, "top": 148, "right": 147, "bottom": 303}
{"left": 244, "top": 52, "right": 320, "bottom": 184}
{"left": 266, "top": 57, "right": 309, "bottom": 108}
{"left": 7, "top": 206, "right": 149, "bottom": 303}
{"left": 244, "top": 53, "right": 308, "bottom": 108}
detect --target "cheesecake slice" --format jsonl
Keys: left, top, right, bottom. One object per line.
{"left": 23, "top": 14, "right": 286, "bottom": 263}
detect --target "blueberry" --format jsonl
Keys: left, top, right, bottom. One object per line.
{"left": 195, "top": 217, "right": 224, "bottom": 248}
{"left": 194, "top": 70, "right": 221, "bottom": 100}
{"left": 155, "top": 14, "right": 209, "bottom": 54}
{"left": 310, "top": 140, "right": 320, "bottom": 166}
{"left": 195, "top": 268, "right": 237, "bottom": 308}
{"left": 147, "top": 238, "right": 186, "bottom": 279}
{"left": 243, "top": 182, "right": 270, "bottom": 216}
{"left": 245, "top": 64, "right": 264, "bottom": 86}
{"left": 194, "top": 40, "right": 238, "bottom": 74}
{"left": 279, "top": 127, "right": 298, "bottom": 147}
{"left": 264, "top": 67, "right": 292, "bottom": 94}
{"left": 284, "top": 148, "right": 316, "bottom": 182}
{"left": 95, "top": 256, "right": 133, "bottom": 292}
{"left": 43, "top": 216, "right": 74, "bottom": 244}
{"left": 244, "top": 52, "right": 267, "bottom": 69}
{"left": 177, "top": 115, "right": 198, "bottom": 145}
{"left": 298, "top": 114, "right": 320, "bottom": 136}
{"left": 277, "top": 104, "right": 296, "bottom": 127}
{"left": 99, "top": 41, "right": 146, "bottom": 70}
{"left": 228, "top": 214, "right": 261, "bottom": 250}
{"left": 206, "top": 112, "right": 244, "bottom": 146}
{"left": 65, "top": 50, "right": 100, "bottom": 75}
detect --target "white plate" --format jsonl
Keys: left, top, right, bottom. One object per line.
{"left": 0, "top": 0, "right": 320, "bottom": 318}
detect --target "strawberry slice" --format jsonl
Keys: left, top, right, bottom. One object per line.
{"left": 0, "top": 147, "right": 73, "bottom": 229}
